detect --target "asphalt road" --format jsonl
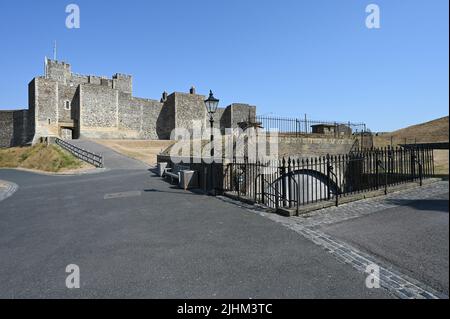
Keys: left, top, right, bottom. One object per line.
{"left": 321, "top": 192, "right": 449, "bottom": 295}
{"left": 69, "top": 139, "right": 149, "bottom": 170}
{"left": 0, "top": 143, "right": 391, "bottom": 298}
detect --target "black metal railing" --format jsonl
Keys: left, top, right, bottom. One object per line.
{"left": 222, "top": 147, "right": 434, "bottom": 213}
{"left": 255, "top": 115, "right": 367, "bottom": 136}
{"left": 55, "top": 138, "right": 104, "bottom": 168}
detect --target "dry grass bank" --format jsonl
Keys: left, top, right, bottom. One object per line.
{"left": 434, "top": 150, "right": 449, "bottom": 175}
{"left": 93, "top": 139, "right": 175, "bottom": 165}
{"left": 0, "top": 144, "right": 90, "bottom": 173}
{"left": 373, "top": 116, "right": 448, "bottom": 176}
{"left": 373, "top": 116, "right": 449, "bottom": 147}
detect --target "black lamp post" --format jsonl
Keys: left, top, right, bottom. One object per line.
{"left": 204, "top": 90, "right": 219, "bottom": 193}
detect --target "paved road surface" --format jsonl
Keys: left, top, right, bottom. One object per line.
{"left": 321, "top": 192, "right": 449, "bottom": 295}
{"left": 257, "top": 181, "right": 449, "bottom": 298}
{"left": 1, "top": 140, "right": 447, "bottom": 298}
{"left": 69, "top": 139, "right": 149, "bottom": 170}
{"left": 0, "top": 141, "right": 390, "bottom": 298}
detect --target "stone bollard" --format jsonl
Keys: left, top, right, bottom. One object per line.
{"left": 158, "top": 162, "right": 168, "bottom": 177}
{"left": 180, "top": 170, "right": 199, "bottom": 190}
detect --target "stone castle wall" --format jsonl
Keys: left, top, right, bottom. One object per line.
{"left": 1, "top": 59, "right": 260, "bottom": 146}
{"left": 26, "top": 59, "right": 255, "bottom": 142}
{"left": 0, "top": 111, "right": 14, "bottom": 147}
{"left": 0, "top": 110, "right": 32, "bottom": 148}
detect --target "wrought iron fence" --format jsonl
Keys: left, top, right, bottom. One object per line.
{"left": 222, "top": 147, "right": 434, "bottom": 213}
{"left": 55, "top": 138, "right": 104, "bottom": 168}
{"left": 255, "top": 115, "right": 367, "bottom": 136}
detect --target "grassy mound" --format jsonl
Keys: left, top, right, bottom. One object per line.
{"left": 0, "top": 144, "right": 86, "bottom": 172}
{"left": 372, "top": 116, "right": 449, "bottom": 176}
{"left": 374, "top": 116, "right": 449, "bottom": 147}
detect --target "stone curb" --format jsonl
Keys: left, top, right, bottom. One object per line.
{"left": 0, "top": 167, "right": 109, "bottom": 177}
{"left": 266, "top": 215, "right": 447, "bottom": 300}
{"left": 217, "top": 182, "right": 449, "bottom": 300}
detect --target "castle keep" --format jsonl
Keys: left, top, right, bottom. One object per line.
{"left": 0, "top": 59, "right": 256, "bottom": 147}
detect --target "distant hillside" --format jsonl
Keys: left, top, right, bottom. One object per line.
{"left": 374, "top": 116, "right": 449, "bottom": 147}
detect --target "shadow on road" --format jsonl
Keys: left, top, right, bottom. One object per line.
{"left": 384, "top": 198, "right": 449, "bottom": 214}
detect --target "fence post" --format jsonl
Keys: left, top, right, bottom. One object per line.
{"left": 203, "top": 166, "right": 208, "bottom": 193}
{"left": 237, "top": 169, "right": 241, "bottom": 200}
{"left": 254, "top": 173, "right": 258, "bottom": 203}
{"left": 326, "top": 154, "right": 331, "bottom": 200}
{"left": 431, "top": 150, "right": 434, "bottom": 177}
{"left": 419, "top": 162, "right": 423, "bottom": 186}
{"left": 384, "top": 150, "right": 388, "bottom": 195}
{"left": 229, "top": 163, "right": 233, "bottom": 191}
{"left": 375, "top": 151, "right": 379, "bottom": 190}
{"left": 287, "top": 158, "right": 292, "bottom": 208}
{"left": 281, "top": 158, "right": 287, "bottom": 207}
{"left": 335, "top": 190, "right": 339, "bottom": 207}
{"left": 261, "top": 172, "right": 265, "bottom": 205}
{"left": 275, "top": 181, "right": 279, "bottom": 210}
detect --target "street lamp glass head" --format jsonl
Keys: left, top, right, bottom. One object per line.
{"left": 204, "top": 90, "right": 219, "bottom": 115}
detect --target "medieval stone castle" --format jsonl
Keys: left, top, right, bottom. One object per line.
{"left": 0, "top": 59, "right": 256, "bottom": 148}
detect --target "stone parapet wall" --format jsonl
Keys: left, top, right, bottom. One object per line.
{"left": 0, "top": 111, "right": 14, "bottom": 147}
{"left": 278, "top": 136, "right": 355, "bottom": 158}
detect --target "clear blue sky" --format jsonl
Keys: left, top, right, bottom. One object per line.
{"left": 0, "top": 0, "right": 448, "bottom": 131}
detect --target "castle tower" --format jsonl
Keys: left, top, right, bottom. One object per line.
{"left": 45, "top": 58, "right": 71, "bottom": 84}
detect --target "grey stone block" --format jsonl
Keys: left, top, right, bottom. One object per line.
{"left": 158, "top": 162, "right": 168, "bottom": 177}
{"left": 180, "top": 170, "right": 199, "bottom": 190}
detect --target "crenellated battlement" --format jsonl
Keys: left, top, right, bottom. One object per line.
{"left": 113, "top": 73, "right": 132, "bottom": 79}
{"left": 44, "top": 58, "right": 133, "bottom": 94}
{"left": 47, "top": 59, "right": 71, "bottom": 67}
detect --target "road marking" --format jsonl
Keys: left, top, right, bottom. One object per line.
{"left": 0, "top": 180, "right": 19, "bottom": 202}
{"left": 104, "top": 191, "right": 141, "bottom": 200}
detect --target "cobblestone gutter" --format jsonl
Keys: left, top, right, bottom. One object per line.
{"left": 278, "top": 178, "right": 444, "bottom": 216}
{"left": 218, "top": 181, "right": 449, "bottom": 299}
